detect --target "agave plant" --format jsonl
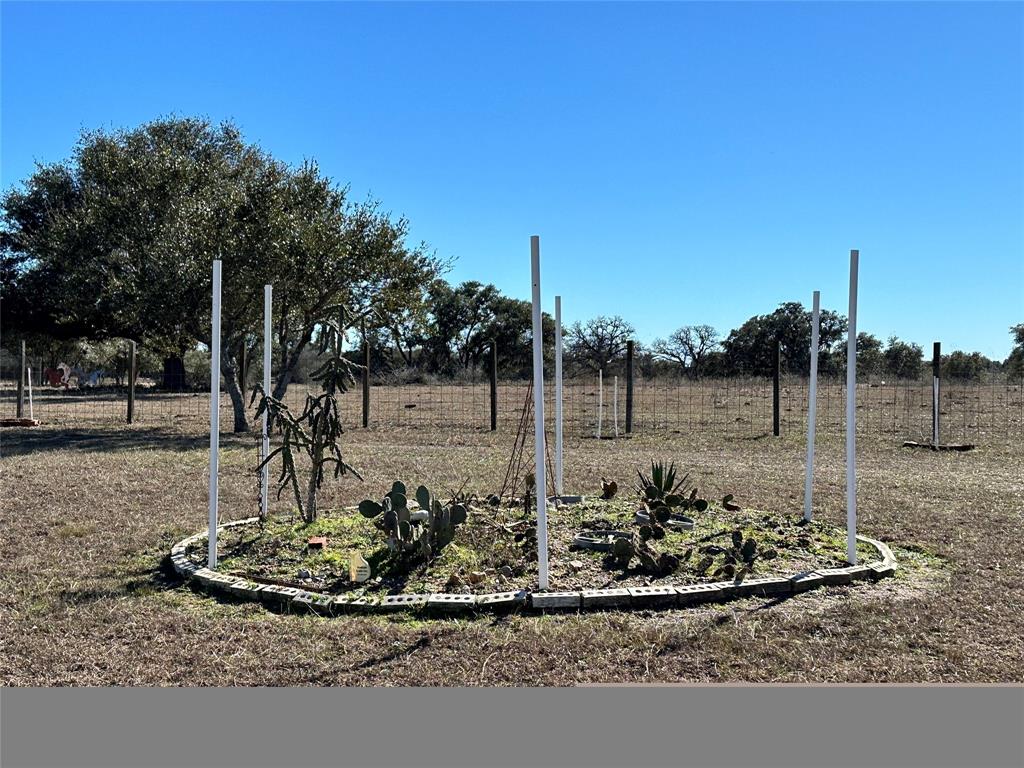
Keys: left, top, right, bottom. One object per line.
{"left": 634, "top": 461, "right": 710, "bottom": 513}
{"left": 252, "top": 306, "right": 368, "bottom": 523}
{"left": 634, "top": 460, "right": 685, "bottom": 503}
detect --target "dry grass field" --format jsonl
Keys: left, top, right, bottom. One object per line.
{"left": 1, "top": 421, "right": 1022, "bottom": 686}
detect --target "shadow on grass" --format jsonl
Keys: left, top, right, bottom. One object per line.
{"left": 56, "top": 553, "right": 186, "bottom": 607}
{"left": 1, "top": 425, "right": 255, "bottom": 457}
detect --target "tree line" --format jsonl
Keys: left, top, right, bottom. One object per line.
{"left": 4, "top": 118, "right": 1021, "bottom": 433}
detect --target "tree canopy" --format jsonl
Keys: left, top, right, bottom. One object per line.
{"left": 1, "top": 117, "right": 441, "bottom": 430}
{"left": 720, "top": 302, "right": 847, "bottom": 376}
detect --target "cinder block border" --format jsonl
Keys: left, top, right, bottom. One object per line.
{"left": 170, "top": 518, "right": 897, "bottom": 617}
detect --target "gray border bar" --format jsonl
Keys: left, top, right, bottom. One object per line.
{"left": 3, "top": 686, "right": 1022, "bottom": 768}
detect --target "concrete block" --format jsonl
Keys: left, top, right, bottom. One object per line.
{"left": 476, "top": 591, "right": 528, "bottom": 611}
{"left": 844, "top": 565, "right": 874, "bottom": 582}
{"left": 675, "top": 583, "right": 726, "bottom": 604}
{"left": 309, "top": 593, "right": 336, "bottom": 615}
{"left": 529, "top": 591, "right": 581, "bottom": 610}
{"left": 260, "top": 585, "right": 300, "bottom": 604}
{"left": 226, "top": 580, "right": 265, "bottom": 600}
{"left": 426, "top": 593, "right": 477, "bottom": 613}
{"left": 379, "top": 594, "right": 429, "bottom": 612}
{"left": 346, "top": 595, "right": 380, "bottom": 612}
{"left": 732, "top": 577, "right": 792, "bottom": 598}
{"left": 627, "top": 586, "right": 677, "bottom": 608}
{"left": 704, "top": 581, "right": 738, "bottom": 600}
{"left": 291, "top": 591, "right": 318, "bottom": 612}
{"left": 789, "top": 571, "right": 825, "bottom": 592}
{"left": 580, "top": 588, "right": 631, "bottom": 608}
{"left": 818, "top": 568, "right": 854, "bottom": 585}
{"left": 868, "top": 561, "right": 896, "bottom": 579}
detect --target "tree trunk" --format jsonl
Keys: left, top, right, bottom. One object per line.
{"left": 271, "top": 330, "right": 313, "bottom": 401}
{"left": 220, "top": 348, "right": 250, "bottom": 433}
{"left": 305, "top": 458, "right": 319, "bottom": 523}
{"left": 162, "top": 355, "right": 186, "bottom": 390}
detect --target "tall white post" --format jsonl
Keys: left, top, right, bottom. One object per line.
{"left": 530, "top": 236, "right": 550, "bottom": 590}
{"left": 803, "top": 290, "right": 820, "bottom": 522}
{"left": 596, "top": 370, "right": 603, "bottom": 439}
{"left": 554, "top": 295, "right": 563, "bottom": 498}
{"left": 613, "top": 375, "right": 619, "bottom": 438}
{"left": 261, "top": 284, "right": 272, "bottom": 520}
{"left": 846, "top": 250, "right": 859, "bottom": 564}
{"left": 27, "top": 367, "right": 34, "bottom": 420}
{"left": 208, "top": 259, "right": 222, "bottom": 569}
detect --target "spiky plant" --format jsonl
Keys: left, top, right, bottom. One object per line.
{"left": 252, "top": 306, "right": 366, "bottom": 523}
{"left": 634, "top": 460, "right": 710, "bottom": 518}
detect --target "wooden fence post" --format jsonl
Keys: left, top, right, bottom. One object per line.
{"left": 127, "top": 340, "right": 136, "bottom": 424}
{"left": 625, "top": 340, "right": 634, "bottom": 434}
{"left": 489, "top": 340, "right": 498, "bottom": 431}
{"left": 772, "top": 339, "right": 781, "bottom": 436}
{"left": 362, "top": 320, "right": 370, "bottom": 429}
{"left": 16, "top": 340, "right": 25, "bottom": 418}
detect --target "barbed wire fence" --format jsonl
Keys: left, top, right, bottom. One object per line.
{"left": 2, "top": 343, "right": 1022, "bottom": 443}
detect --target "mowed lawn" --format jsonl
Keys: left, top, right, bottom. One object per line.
{"left": 1, "top": 422, "right": 1022, "bottom": 685}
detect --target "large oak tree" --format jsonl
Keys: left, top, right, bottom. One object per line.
{"left": 1, "top": 118, "right": 441, "bottom": 431}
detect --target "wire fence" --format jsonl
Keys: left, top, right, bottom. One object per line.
{"left": 2, "top": 355, "right": 1022, "bottom": 444}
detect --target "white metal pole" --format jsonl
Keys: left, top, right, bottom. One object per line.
{"left": 554, "top": 295, "right": 563, "bottom": 497}
{"left": 208, "top": 259, "right": 222, "bottom": 569}
{"left": 596, "top": 370, "right": 603, "bottom": 439}
{"left": 27, "top": 366, "right": 34, "bottom": 420}
{"left": 846, "top": 250, "right": 859, "bottom": 564}
{"left": 530, "top": 236, "right": 550, "bottom": 590}
{"left": 803, "top": 290, "right": 820, "bottom": 522}
{"left": 613, "top": 375, "right": 619, "bottom": 438}
{"left": 261, "top": 284, "right": 272, "bottom": 520}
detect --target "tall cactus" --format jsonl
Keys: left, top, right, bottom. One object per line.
{"left": 252, "top": 304, "right": 369, "bottom": 523}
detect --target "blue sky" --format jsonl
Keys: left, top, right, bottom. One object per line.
{"left": 2, "top": 1, "right": 1022, "bottom": 358}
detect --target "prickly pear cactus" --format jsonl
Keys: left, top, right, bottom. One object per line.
{"left": 358, "top": 481, "right": 469, "bottom": 563}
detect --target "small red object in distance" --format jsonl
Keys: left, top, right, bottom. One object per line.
{"left": 307, "top": 537, "right": 326, "bottom": 549}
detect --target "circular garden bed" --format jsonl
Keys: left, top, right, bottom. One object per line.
{"left": 170, "top": 487, "right": 899, "bottom": 614}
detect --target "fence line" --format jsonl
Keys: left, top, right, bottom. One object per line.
{"left": 2, "top": 364, "right": 1022, "bottom": 443}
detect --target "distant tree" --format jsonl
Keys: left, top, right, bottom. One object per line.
{"left": 422, "top": 281, "right": 501, "bottom": 373}
{"left": 477, "top": 294, "right": 554, "bottom": 377}
{"left": 943, "top": 350, "right": 993, "bottom": 381}
{"left": 409, "top": 279, "right": 552, "bottom": 377}
{"left": 721, "top": 302, "right": 846, "bottom": 376}
{"left": 1006, "top": 324, "right": 1024, "bottom": 379}
{"left": 566, "top": 315, "right": 635, "bottom": 375}
{"left": 651, "top": 325, "right": 720, "bottom": 378}
{"left": 856, "top": 333, "right": 885, "bottom": 377}
{"left": 883, "top": 337, "right": 924, "bottom": 379}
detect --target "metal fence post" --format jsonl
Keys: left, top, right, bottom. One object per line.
{"left": 489, "top": 340, "right": 498, "bottom": 431}
{"left": 625, "top": 340, "right": 634, "bottom": 434}
{"left": 127, "top": 340, "right": 136, "bottom": 424}
{"left": 16, "top": 340, "right": 26, "bottom": 418}
{"left": 772, "top": 339, "right": 781, "bottom": 436}
{"left": 362, "top": 320, "right": 370, "bottom": 429}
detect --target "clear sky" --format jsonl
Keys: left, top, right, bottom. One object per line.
{"left": 2, "top": 1, "right": 1022, "bottom": 358}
